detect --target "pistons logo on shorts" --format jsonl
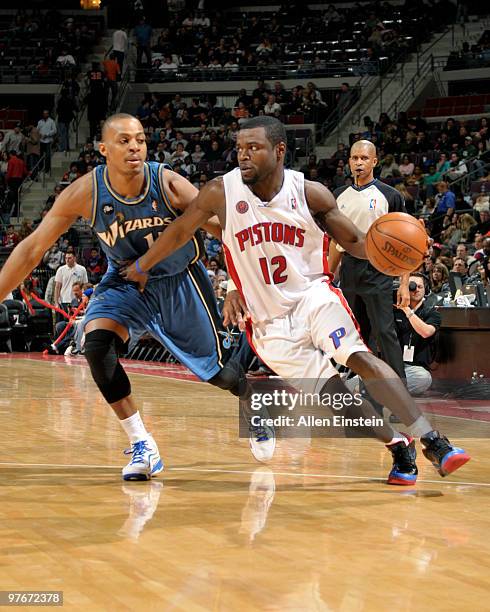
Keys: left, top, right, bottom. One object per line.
{"left": 329, "top": 327, "right": 346, "bottom": 349}
{"left": 236, "top": 200, "right": 249, "bottom": 214}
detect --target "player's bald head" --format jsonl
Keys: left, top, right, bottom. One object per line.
{"left": 102, "top": 113, "right": 144, "bottom": 140}
{"left": 350, "top": 140, "right": 377, "bottom": 157}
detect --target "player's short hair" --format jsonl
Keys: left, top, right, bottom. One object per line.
{"left": 239, "top": 116, "right": 286, "bottom": 146}
{"left": 102, "top": 113, "right": 142, "bottom": 139}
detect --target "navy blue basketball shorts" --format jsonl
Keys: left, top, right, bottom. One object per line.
{"left": 84, "top": 260, "right": 230, "bottom": 381}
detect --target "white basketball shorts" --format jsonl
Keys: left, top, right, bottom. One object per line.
{"left": 248, "top": 279, "right": 369, "bottom": 394}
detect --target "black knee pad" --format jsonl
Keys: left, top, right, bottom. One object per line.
{"left": 208, "top": 361, "right": 249, "bottom": 398}
{"left": 84, "top": 329, "right": 131, "bottom": 404}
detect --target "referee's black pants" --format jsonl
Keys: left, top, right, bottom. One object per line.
{"left": 340, "top": 254, "right": 406, "bottom": 382}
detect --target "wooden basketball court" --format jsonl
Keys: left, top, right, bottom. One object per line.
{"left": 1, "top": 354, "right": 489, "bottom": 610}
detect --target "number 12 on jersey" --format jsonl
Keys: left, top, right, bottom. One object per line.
{"left": 259, "top": 256, "right": 288, "bottom": 285}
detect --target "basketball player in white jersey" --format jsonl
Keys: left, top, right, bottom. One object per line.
{"left": 122, "top": 116, "right": 470, "bottom": 485}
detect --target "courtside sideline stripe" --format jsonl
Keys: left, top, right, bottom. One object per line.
{"left": 0, "top": 462, "right": 488, "bottom": 488}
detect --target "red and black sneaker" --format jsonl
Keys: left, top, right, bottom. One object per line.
{"left": 386, "top": 435, "right": 418, "bottom": 486}
{"left": 420, "top": 431, "right": 470, "bottom": 477}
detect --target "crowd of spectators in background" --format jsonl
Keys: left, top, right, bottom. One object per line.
{"left": 1, "top": 8, "right": 103, "bottom": 81}
{"left": 445, "top": 28, "right": 490, "bottom": 71}
{"left": 125, "top": 0, "right": 456, "bottom": 81}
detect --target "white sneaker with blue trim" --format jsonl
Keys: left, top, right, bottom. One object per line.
{"left": 122, "top": 435, "right": 164, "bottom": 481}
{"left": 249, "top": 423, "right": 276, "bottom": 463}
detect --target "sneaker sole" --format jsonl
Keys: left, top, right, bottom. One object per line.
{"left": 123, "top": 473, "right": 150, "bottom": 481}
{"left": 387, "top": 475, "right": 417, "bottom": 486}
{"left": 249, "top": 438, "right": 276, "bottom": 463}
{"left": 123, "top": 459, "right": 164, "bottom": 481}
{"left": 439, "top": 452, "right": 471, "bottom": 477}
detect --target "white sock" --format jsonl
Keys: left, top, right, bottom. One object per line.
{"left": 120, "top": 411, "right": 149, "bottom": 444}
{"left": 387, "top": 434, "right": 409, "bottom": 446}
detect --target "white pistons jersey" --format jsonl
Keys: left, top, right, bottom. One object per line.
{"left": 222, "top": 168, "right": 330, "bottom": 323}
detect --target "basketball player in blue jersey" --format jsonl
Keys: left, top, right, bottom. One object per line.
{"left": 122, "top": 116, "right": 471, "bottom": 485}
{"left": 0, "top": 113, "right": 250, "bottom": 481}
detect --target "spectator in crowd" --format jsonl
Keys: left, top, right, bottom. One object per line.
{"left": 62, "top": 163, "right": 82, "bottom": 184}
{"left": 264, "top": 94, "right": 281, "bottom": 116}
{"left": 331, "top": 142, "right": 348, "bottom": 162}
{"left": 2, "top": 225, "right": 19, "bottom": 249}
{"left": 86, "top": 63, "right": 107, "bottom": 140}
{"left": 159, "top": 55, "right": 179, "bottom": 73}
{"left": 18, "top": 220, "right": 33, "bottom": 241}
{"left": 191, "top": 144, "right": 205, "bottom": 164}
{"left": 54, "top": 251, "right": 88, "bottom": 315}
{"left": 103, "top": 52, "right": 121, "bottom": 111}
{"left": 471, "top": 232, "right": 484, "bottom": 256}
{"left": 446, "top": 152, "right": 468, "bottom": 181}
{"left": 134, "top": 16, "right": 152, "bottom": 67}
{"left": 430, "top": 263, "right": 449, "bottom": 295}
{"left": 57, "top": 90, "right": 76, "bottom": 153}
{"left": 454, "top": 239, "right": 468, "bottom": 258}
{"left": 170, "top": 142, "right": 187, "bottom": 164}
{"left": 468, "top": 208, "right": 490, "bottom": 241}
{"left": 399, "top": 154, "right": 415, "bottom": 177}
{"left": 478, "top": 257, "right": 490, "bottom": 290}
{"left": 24, "top": 125, "right": 40, "bottom": 176}
{"left": 6, "top": 151, "right": 28, "bottom": 215}
{"left": 450, "top": 257, "right": 469, "bottom": 282}
{"left": 432, "top": 181, "right": 455, "bottom": 234}
{"left": 336, "top": 82, "right": 352, "bottom": 112}
{"left": 112, "top": 27, "right": 128, "bottom": 70}
{"left": 379, "top": 154, "right": 399, "bottom": 178}
{"left": 37, "top": 110, "right": 57, "bottom": 174}
{"left": 56, "top": 48, "right": 76, "bottom": 67}
{"left": 435, "top": 152, "right": 451, "bottom": 175}
{"left": 395, "top": 183, "right": 415, "bottom": 213}
{"left": 4, "top": 124, "right": 24, "bottom": 155}
{"left": 43, "top": 243, "right": 64, "bottom": 271}
{"left": 52, "top": 281, "right": 89, "bottom": 355}
{"left": 394, "top": 273, "right": 441, "bottom": 395}
{"left": 207, "top": 257, "right": 226, "bottom": 278}
{"left": 478, "top": 237, "right": 490, "bottom": 261}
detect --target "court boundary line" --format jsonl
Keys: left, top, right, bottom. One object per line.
{"left": 0, "top": 461, "right": 488, "bottom": 488}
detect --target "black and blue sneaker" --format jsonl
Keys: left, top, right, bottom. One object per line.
{"left": 420, "top": 430, "right": 470, "bottom": 477}
{"left": 386, "top": 434, "right": 418, "bottom": 486}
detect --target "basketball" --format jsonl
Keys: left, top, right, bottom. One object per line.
{"left": 365, "top": 212, "right": 428, "bottom": 276}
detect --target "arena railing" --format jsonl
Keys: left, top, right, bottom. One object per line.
{"left": 133, "top": 60, "right": 382, "bottom": 84}
{"left": 17, "top": 154, "right": 46, "bottom": 218}
{"left": 347, "top": 25, "right": 455, "bottom": 130}
{"left": 444, "top": 159, "right": 490, "bottom": 196}
{"left": 113, "top": 68, "right": 131, "bottom": 113}
{"left": 347, "top": 49, "right": 413, "bottom": 129}
{"left": 384, "top": 55, "right": 451, "bottom": 122}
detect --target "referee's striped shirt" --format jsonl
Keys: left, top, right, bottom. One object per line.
{"left": 334, "top": 179, "right": 406, "bottom": 253}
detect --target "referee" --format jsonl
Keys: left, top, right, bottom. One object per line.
{"left": 330, "top": 140, "right": 409, "bottom": 383}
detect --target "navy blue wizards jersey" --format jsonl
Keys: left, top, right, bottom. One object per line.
{"left": 90, "top": 161, "right": 200, "bottom": 276}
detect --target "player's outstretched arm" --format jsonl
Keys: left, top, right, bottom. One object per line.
{"left": 122, "top": 178, "right": 225, "bottom": 279}
{"left": 305, "top": 179, "right": 367, "bottom": 260}
{"left": 166, "top": 170, "right": 222, "bottom": 240}
{"left": 0, "top": 174, "right": 92, "bottom": 302}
